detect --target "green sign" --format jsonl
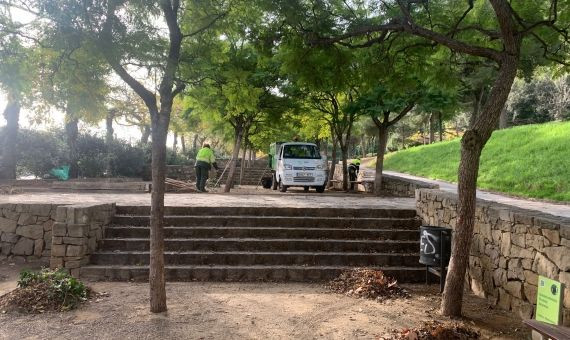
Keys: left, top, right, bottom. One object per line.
{"left": 536, "top": 276, "right": 564, "bottom": 325}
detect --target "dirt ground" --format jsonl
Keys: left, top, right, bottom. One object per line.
{"left": 0, "top": 262, "right": 529, "bottom": 340}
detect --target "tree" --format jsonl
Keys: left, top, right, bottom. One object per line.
{"left": 34, "top": 0, "right": 228, "bottom": 312}
{"left": 291, "top": 0, "right": 569, "bottom": 316}
{"left": 0, "top": 4, "right": 36, "bottom": 179}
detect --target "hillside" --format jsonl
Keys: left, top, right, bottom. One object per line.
{"left": 383, "top": 121, "right": 570, "bottom": 202}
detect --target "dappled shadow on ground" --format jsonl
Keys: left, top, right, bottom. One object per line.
{"left": 0, "top": 262, "right": 526, "bottom": 340}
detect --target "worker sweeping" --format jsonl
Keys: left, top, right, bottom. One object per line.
{"left": 195, "top": 143, "right": 219, "bottom": 193}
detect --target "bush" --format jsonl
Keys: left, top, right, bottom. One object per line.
{"left": 16, "top": 129, "right": 67, "bottom": 177}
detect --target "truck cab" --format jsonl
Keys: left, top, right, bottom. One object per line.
{"left": 269, "top": 142, "right": 327, "bottom": 193}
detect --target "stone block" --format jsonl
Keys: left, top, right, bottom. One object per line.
{"left": 521, "top": 259, "right": 532, "bottom": 270}
{"left": 510, "top": 245, "right": 534, "bottom": 259}
{"left": 64, "top": 260, "right": 81, "bottom": 269}
{"left": 55, "top": 207, "right": 67, "bottom": 223}
{"left": 63, "top": 237, "right": 87, "bottom": 245}
{"left": 51, "top": 244, "right": 66, "bottom": 257}
{"left": 524, "top": 270, "right": 538, "bottom": 286}
{"left": 494, "top": 268, "right": 507, "bottom": 286}
{"left": 501, "top": 232, "right": 511, "bottom": 256}
{"left": 15, "top": 225, "right": 44, "bottom": 240}
{"left": 542, "top": 229, "right": 560, "bottom": 245}
{"left": 511, "top": 233, "right": 525, "bottom": 248}
{"left": 544, "top": 246, "right": 570, "bottom": 271}
{"left": 2, "top": 209, "right": 19, "bottom": 221}
{"left": 513, "top": 224, "right": 528, "bottom": 234}
{"left": 67, "top": 224, "right": 89, "bottom": 238}
{"left": 559, "top": 272, "right": 570, "bottom": 309}
{"left": 44, "top": 231, "right": 52, "bottom": 243}
{"left": 1, "top": 232, "right": 19, "bottom": 243}
{"left": 497, "top": 288, "right": 511, "bottom": 310}
{"left": 42, "top": 220, "right": 54, "bottom": 231}
{"left": 66, "top": 245, "right": 85, "bottom": 257}
{"left": 513, "top": 212, "right": 533, "bottom": 226}
{"left": 17, "top": 213, "right": 37, "bottom": 226}
{"left": 563, "top": 308, "right": 570, "bottom": 327}
{"left": 12, "top": 238, "right": 34, "bottom": 255}
{"left": 1, "top": 242, "right": 12, "bottom": 255}
{"left": 523, "top": 283, "right": 537, "bottom": 304}
{"left": 511, "top": 299, "right": 534, "bottom": 319}
{"left": 507, "top": 259, "right": 524, "bottom": 280}
{"left": 52, "top": 223, "right": 67, "bottom": 237}
{"left": 29, "top": 204, "right": 52, "bottom": 217}
{"left": 525, "top": 234, "right": 544, "bottom": 252}
{"left": 52, "top": 236, "right": 63, "bottom": 244}
{"left": 532, "top": 252, "right": 558, "bottom": 280}
{"left": 50, "top": 257, "right": 64, "bottom": 269}
{"left": 499, "top": 257, "right": 507, "bottom": 269}
{"left": 505, "top": 280, "right": 523, "bottom": 299}
{"left": 34, "top": 239, "right": 44, "bottom": 256}
{"left": 0, "top": 217, "right": 17, "bottom": 233}
{"left": 561, "top": 238, "right": 570, "bottom": 247}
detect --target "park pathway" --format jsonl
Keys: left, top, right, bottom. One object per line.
{"left": 383, "top": 170, "right": 570, "bottom": 218}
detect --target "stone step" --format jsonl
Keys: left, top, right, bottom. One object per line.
{"left": 111, "top": 215, "right": 421, "bottom": 229}
{"left": 105, "top": 226, "right": 420, "bottom": 240}
{"left": 80, "top": 265, "right": 425, "bottom": 282}
{"left": 90, "top": 251, "right": 420, "bottom": 267}
{"left": 99, "top": 238, "right": 420, "bottom": 252}
{"left": 115, "top": 206, "right": 417, "bottom": 218}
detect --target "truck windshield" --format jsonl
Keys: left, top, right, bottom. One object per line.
{"left": 282, "top": 145, "right": 320, "bottom": 159}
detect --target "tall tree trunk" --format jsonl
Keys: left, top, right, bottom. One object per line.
{"left": 438, "top": 112, "right": 443, "bottom": 142}
{"left": 327, "top": 134, "right": 337, "bottom": 188}
{"left": 149, "top": 110, "right": 169, "bottom": 313}
{"left": 441, "top": 55, "right": 519, "bottom": 316}
{"left": 340, "top": 143, "right": 349, "bottom": 191}
{"left": 192, "top": 134, "right": 199, "bottom": 154}
{"left": 141, "top": 125, "right": 151, "bottom": 144}
{"left": 224, "top": 126, "right": 244, "bottom": 192}
{"left": 239, "top": 138, "right": 247, "bottom": 185}
{"left": 499, "top": 106, "right": 508, "bottom": 129}
{"left": 373, "top": 126, "right": 389, "bottom": 196}
{"left": 401, "top": 125, "right": 405, "bottom": 149}
{"left": 181, "top": 135, "right": 186, "bottom": 154}
{"left": 172, "top": 131, "right": 178, "bottom": 154}
{"left": 361, "top": 135, "right": 366, "bottom": 158}
{"left": 65, "top": 112, "right": 79, "bottom": 179}
{"left": 105, "top": 110, "right": 115, "bottom": 176}
{"left": 0, "top": 99, "right": 20, "bottom": 180}
{"left": 429, "top": 113, "right": 436, "bottom": 143}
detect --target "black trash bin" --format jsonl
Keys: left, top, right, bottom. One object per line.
{"left": 419, "top": 226, "right": 452, "bottom": 292}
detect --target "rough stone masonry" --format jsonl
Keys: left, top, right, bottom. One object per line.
{"left": 416, "top": 189, "right": 570, "bottom": 326}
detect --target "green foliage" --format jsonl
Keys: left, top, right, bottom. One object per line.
{"left": 18, "top": 268, "right": 90, "bottom": 311}
{"left": 383, "top": 122, "right": 570, "bottom": 201}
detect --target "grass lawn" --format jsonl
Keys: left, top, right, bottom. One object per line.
{"left": 383, "top": 121, "right": 570, "bottom": 202}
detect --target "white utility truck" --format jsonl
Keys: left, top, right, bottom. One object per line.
{"left": 268, "top": 142, "right": 327, "bottom": 193}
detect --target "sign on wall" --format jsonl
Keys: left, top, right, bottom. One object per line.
{"left": 535, "top": 276, "right": 564, "bottom": 325}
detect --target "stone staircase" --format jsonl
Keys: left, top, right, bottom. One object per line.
{"left": 80, "top": 206, "right": 424, "bottom": 282}
{"left": 215, "top": 167, "right": 270, "bottom": 186}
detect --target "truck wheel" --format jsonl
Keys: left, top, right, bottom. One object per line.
{"left": 279, "top": 180, "right": 287, "bottom": 192}
{"left": 303, "top": 186, "right": 309, "bottom": 192}
{"left": 316, "top": 185, "right": 325, "bottom": 193}
{"left": 272, "top": 174, "right": 278, "bottom": 190}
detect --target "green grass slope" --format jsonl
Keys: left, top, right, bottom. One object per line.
{"left": 383, "top": 121, "right": 570, "bottom": 202}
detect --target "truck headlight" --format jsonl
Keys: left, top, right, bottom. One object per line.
{"left": 284, "top": 164, "right": 292, "bottom": 170}
{"left": 316, "top": 164, "right": 324, "bottom": 170}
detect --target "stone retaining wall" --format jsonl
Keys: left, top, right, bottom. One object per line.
{"left": 51, "top": 203, "right": 115, "bottom": 277}
{"left": 331, "top": 164, "right": 438, "bottom": 196}
{"left": 0, "top": 204, "right": 60, "bottom": 263}
{"left": 416, "top": 189, "right": 570, "bottom": 325}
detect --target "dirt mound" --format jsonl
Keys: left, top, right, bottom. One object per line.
{"left": 386, "top": 321, "right": 480, "bottom": 340}
{"left": 0, "top": 270, "right": 93, "bottom": 313}
{"left": 326, "top": 268, "right": 410, "bottom": 301}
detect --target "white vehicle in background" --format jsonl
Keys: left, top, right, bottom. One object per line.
{"left": 268, "top": 142, "right": 327, "bottom": 193}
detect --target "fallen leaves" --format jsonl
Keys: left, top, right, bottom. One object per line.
{"left": 326, "top": 268, "right": 410, "bottom": 302}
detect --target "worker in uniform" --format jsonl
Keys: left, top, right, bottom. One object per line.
{"left": 195, "top": 143, "right": 219, "bottom": 192}
{"left": 348, "top": 158, "right": 361, "bottom": 191}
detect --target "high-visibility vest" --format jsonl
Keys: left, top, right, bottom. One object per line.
{"left": 196, "top": 147, "right": 216, "bottom": 164}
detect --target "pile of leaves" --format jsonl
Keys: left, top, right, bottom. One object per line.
{"left": 326, "top": 268, "right": 410, "bottom": 301}
{"left": 388, "top": 321, "right": 480, "bottom": 340}
{"left": 0, "top": 268, "right": 91, "bottom": 313}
